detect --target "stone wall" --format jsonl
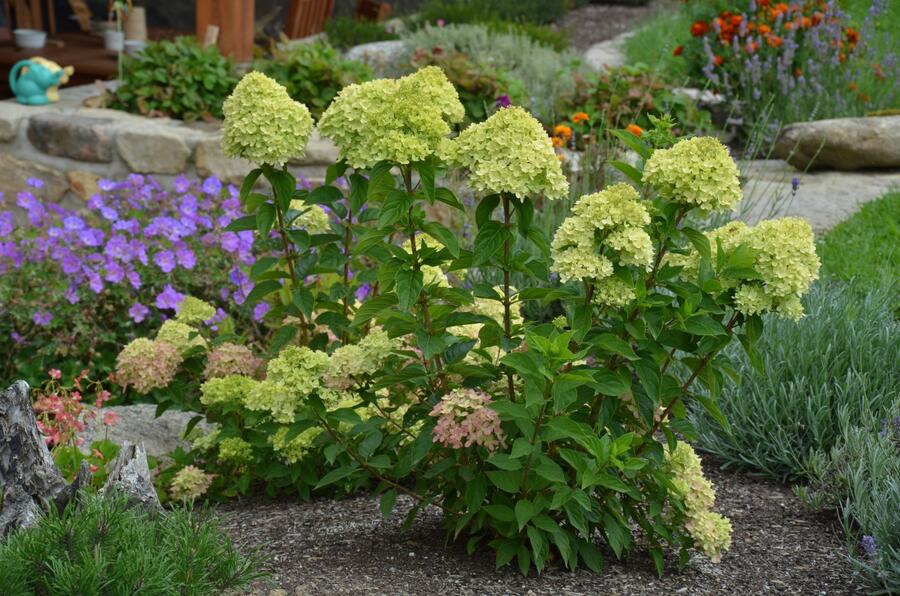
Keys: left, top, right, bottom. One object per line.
{"left": 0, "top": 84, "right": 338, "bottom": 209}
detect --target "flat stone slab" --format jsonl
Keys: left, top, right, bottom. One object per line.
{"left": 344, "top": 40, "right": 406, "bottom": 75}
{"left": 116, "top": 128, "right": 192, "bottom": 174}
{"left": 737, "top": 159, "right": 900, "bottom": 231}
{"left": 774, "top": 115, "right": 900, "bottom": 171}
{"left": 27, "top": 113, "right": 114, "bottom": 163}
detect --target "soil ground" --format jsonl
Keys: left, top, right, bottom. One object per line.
{"left": 220, "top": 461, "right": 864, "bottom": 595}
{"left": 561, "top": 0, "right": 677, "bottom": 51}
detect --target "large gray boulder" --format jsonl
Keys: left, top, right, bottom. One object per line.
{"left": 774, "top": 115, "right": 900, "bottom": 170}
{"left": 79, "top": 403, "right": 210, "bottom": 458}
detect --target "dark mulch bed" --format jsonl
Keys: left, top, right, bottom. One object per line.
{"left": 561, "top": 0, "right": 677, "bottom": 51}
{"left": 220, "top": 462, "right": 864, "bottom": 595}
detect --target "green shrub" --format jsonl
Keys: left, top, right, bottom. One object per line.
{"left": 125, "top": 67, "right": 828, "bottom": 573}
{"left": 400, "top": 24, "right": 585, "bottom": 122}
{"left": 418, "top": 0, "right": 567, "bottom": 25}
{"left": 256, "top": 41, "right": 373, "bottom": 119}
{"left": 110, "top": 36, "right": 237, "bottom": 121}
{"left": 0, "top": 494, "right": 264, "bottom": 595}
{"left": 691, "top": 281, "right": 899, "bottom": 481}
{"left": 324, "top": 16, "right": 399, "bottom": 49}
{"left": 818, "top": 193, "right": 899, "bottom": 289}
{"left": 800, "top": 414, "right": 900, "bottom": 594}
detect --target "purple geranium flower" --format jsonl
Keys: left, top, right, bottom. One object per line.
{"left": 63, "top": 215, "right": 86, "bottom": 231}
{"left": 64, "top": 285, "right": 80, "bottom": 304}
{"left": 153, "top": 250, "right": 177, "bottom": 273}
{"left": 253, "top": 302, "right": 270, "bottom": 321}
{"left": 173, "top": 175, "right": 191, "bottom": 193}
{"left": 156, "top": 284, "right": 185, "bottom": 311}
{"left": 32, "top": 310, "right": 53, "bottom": 326}
{"left": 26, "top": 177, "right": 45, "bottom": 189}
{"left": 495, "top": 94, "right": 511, "bottom": 108}
{"left": 0, "top": 212, "right": 14, "bottom": 237}
{"left": 128, "top": 302, "right": 150, "bottom": 323}
{"left": 201, "top": 176, "right": 222, "bottom": 196}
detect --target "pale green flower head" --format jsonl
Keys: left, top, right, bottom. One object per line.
{"left": 289, "top": 201, "right": 331, "bottom": 234}
{"left": 642, "top": 136, "right": 742, "bottom": 212}
{"left": 317, "top": 66, "right": 464, "bottom": 169}
{"left": 175, "top": 296, "right": 216, "bottom": 325}
{"left": 156, "top": 320, "right": 207, "bottom": 354}
{"left": 443, "top": 106, "right": 568, "bottom": 199}
{"left": 550, "top": 184, "right": 652, "bottom": 283}
{"left": 218, "top": 436, "right": 254, "bottom": 463}
{"left": 222, "top": 71, "right": 314, "bottom": 166}
{"left": 199, "top": 374, "right": 258, "bottom": 407}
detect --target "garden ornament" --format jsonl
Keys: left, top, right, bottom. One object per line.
{"left": 8, "top": 59, "right": 72, "bottom": 105}
{"left": 28, "top": 57, "right": 75, "bottom": 103}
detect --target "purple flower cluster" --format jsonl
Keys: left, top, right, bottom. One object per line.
{"left": 0, "top": 174, "right": 258, "bottom": 330}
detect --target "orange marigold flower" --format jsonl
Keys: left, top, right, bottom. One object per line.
{"left": 767, "top": 35, "right": 783, "bottom": 47}
{"left": 746, "top": 41, "right": 760, "bottom": 53}
{"left": 784, "top": 21, "right": 794, "bottom": 30}
{"left": 713, "top": 55, "right": 725, "bottom": 66}
{"left": 551, "top": 136, "right": 565, "bottom": 148}
{"left": 554, "top": 125, "right": 573, "bottom": 141}
{"left": 801, "top": 16, "right": 811, "bottom": 28}
{"left": 691, "top": 21, "right": 709, "bottom": 37}
{"left": 759, "top": 0, "right": 770, "bottom": 6}
{"left": 758, "top": 24, "right": 771, "bottom": 35}
{"left": 625, "top": 123, "right": 644, "bottom": 137}
{"left": 673, "top": 45, "right": 684, "bottom": 56}
{"left": 857, "top": 93, "right": 870, "bottom": 103}
{"left": 794, "top": 67, "right": 803, "bottom": 77}
{"left": 730, "top": 15, "right": 743, "bottom": 26}
{"left": 572, "top": 112, "right": 590, "bottom": 124}
{"left": 846, "top": 28, "right": 859, "bottom": 44}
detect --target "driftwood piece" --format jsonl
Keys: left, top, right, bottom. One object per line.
{"left": 101, "top": 441, "right": 161, "bottom": 511}
{"left": 1, "top": 382, "right": 161, "bottom": 540}
{"left": 0, "top": 381, "right": 67, "bottom": 538}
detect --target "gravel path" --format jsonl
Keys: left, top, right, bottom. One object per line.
{"left": 221, "top": 462, "right": 863, "bottom": 595}
{"left": 561, "top": 0, "right": 677, "bottom": 52}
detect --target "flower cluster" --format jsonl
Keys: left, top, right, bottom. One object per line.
{"left": 666, "top": 442, "right": 732, "bottom": 562}
{"left": 204, "top": 342, "right": 263, "bottom": 379}
{"left": 670, "top": 217, "right": 820, "bottom": 320}
{"left": 32, "top": 369, "right": 114, "bottom": 448}
{"left": 325, "top": 329, "right": 401, "bottom": 390}
{"left": 0, "top": 174, "right": 271, "bottom": 384}
{"left": 156, "top": 319, "right": 207, "bottom": 354}
{"left": 441, "top": 106, "right": 569, "bottom": 199}
{"left": 115, "top": 338, "right": 183, "bottom": 394}
{"left": 676, "top": 0, "right": 897, "bottom": 129}
{"left": 430, "top": 388, "right": 505, "bottom": 452}
{"left": 175, "top": 297, "right": 217, "bottom": 325}
{"left": 642, "top": 137, "right": 742, "bottom": 212}
{"left": 218, "top": 436, "right": 254, "bottom": 463}
{"left": 222, "top": 71, "right": 314, "bottom": 166}
{"left": 168, "top": 465, "right": 214, "bottom": 501}
{"left": 318, "top": 66, "right": 464, "bottom": 169}
{"left": 551, "top": 183, "right": 652, "bottom": 306}
{"left": 242, "top": 346, "right": 330, "bottom": 423}
{"left": 289, "top": 201, "right": 332, "bottom": 235}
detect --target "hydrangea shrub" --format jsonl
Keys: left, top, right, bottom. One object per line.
{"left": 122, "top": 69, "right": 820, "bottom": 573}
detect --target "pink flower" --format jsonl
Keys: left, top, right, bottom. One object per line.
{"left": 103, "top": 410, "right": 119, "bottom": 426}
{"left": 48, "top": 368, "right": 62, "bottom": 379}
{"left": 430, "top": 388, "right": 505, "bottom": 452}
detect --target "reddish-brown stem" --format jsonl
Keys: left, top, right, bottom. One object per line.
{"left": 637, "top": 313, "right": 741, "bottom": 454}
{"left": 341, "top": 206, "right": 353, "bottom": 344}
{"left": 501, "top": 194, "right": 516, "bottom": 401}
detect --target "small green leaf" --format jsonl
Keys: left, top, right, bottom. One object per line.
{"left": 380, "top": 489, "right": 397, "bottom": 518}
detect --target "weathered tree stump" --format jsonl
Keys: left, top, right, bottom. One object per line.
{"left": 0, "top": 381, "right": 67, "bottom": 538}
{"left": 1, "top": 382, "right": 161, "bottom": 540}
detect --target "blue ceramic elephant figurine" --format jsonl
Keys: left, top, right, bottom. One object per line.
{"left": 8, "top": 60, "right": 65, "bottom": 105}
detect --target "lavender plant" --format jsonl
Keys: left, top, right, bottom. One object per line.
{"left": 119, "top": 68, "right": 822, "bottom": 574}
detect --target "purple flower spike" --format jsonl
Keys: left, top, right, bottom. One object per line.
{"left": 860, "top": 535, "right": 877, "bottom": 557}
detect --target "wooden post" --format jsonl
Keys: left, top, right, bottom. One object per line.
{"left": 196, "top": 0, "right": 255, "bottom": 63}
{"left": 284, "top": 0, "right": 335, "bottom": 39}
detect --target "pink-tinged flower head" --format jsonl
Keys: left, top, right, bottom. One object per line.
{"left": 115, "top": 338, "right": 183, "bottom": 394}
{"left": 48, "top": 368, "right": 62, "bottom": 380}
{"left": 430, "top": 388, "right": 505, "bottom": 452}
{"left": 204, "top": 342, "right": 263, "bottom": 379}
{"left": 103, "top": 410, "right": 119, "bottom": 426}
